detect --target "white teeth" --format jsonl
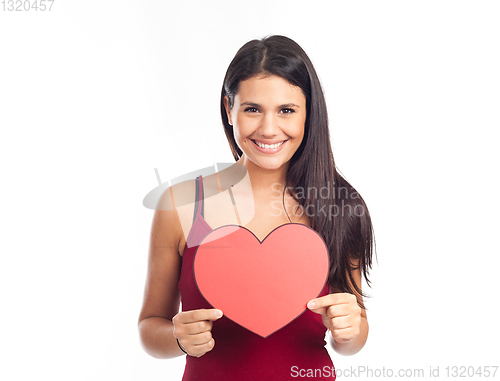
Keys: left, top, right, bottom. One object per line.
{"left": 255, "top": 140, "right": 285, "bottom": 149}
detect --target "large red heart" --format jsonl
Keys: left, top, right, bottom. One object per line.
{"left": 193, "top": 223, "right": 329, "bottom": 338}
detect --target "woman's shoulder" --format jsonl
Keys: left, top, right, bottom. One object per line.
{"left": 155, "top": 178, "right": 197, "bottom": 211}
{"left": 152, "top": 179, "right": 198, "bottom": 257}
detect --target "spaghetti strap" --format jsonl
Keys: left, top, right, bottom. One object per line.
{"left": 199, "top": 175, "right": 204, "bottom": 218}
{"left": 193, "top": 177, "right": 199, "bottom": 224}
{"left": 185, "top": 175, "right": 212, "bottom": 249}
{"left": 192, "top": 175, "right": 205, "bottom": 224}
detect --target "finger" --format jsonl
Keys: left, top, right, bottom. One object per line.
{"left": 330, "top": 315, "right": 352, "bottom": 330}
{"left": 175, "top": 309, "right": 223, "bottom": 324}
{"left": 189, "top": 338, "right": 216, "bottom": 357}
{"left": 204, "top": 309, "right": 224, "bottom": 321}
{"left": 325, "top": 304, "right": 351, "bottom": 319}
{"left": 330, "top": 326, "right": 360, "bottom": 343}
{"left": 186, "top": 330, "right": 213, "bottom": 346}
{"left": 183, "top": 320, "right": 213, "bottom": 335}
{"left": 306, "top": 303, "right": 328, "bottom": 316}
{"left": 307, "top": 293, "right": 350, "bottom": 310}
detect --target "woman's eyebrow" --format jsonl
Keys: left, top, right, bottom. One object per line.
{"left": 277, "top": 103, "right": 300, "bottom": 108}
{"left": 241, "top": 101, "right": 300, "bottom": 108}
{"left": 241, "top": 101, "right": 260, "bottom": 107}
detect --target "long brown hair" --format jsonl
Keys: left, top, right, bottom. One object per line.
{"left": 220, "top": 35, "right": 375, "bottom": 308}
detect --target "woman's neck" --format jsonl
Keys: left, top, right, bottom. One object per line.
{"left": 236, "top": 155, "right": 289, "bottom": 197}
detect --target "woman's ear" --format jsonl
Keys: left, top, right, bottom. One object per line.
{"left": 223, "top": 96, "right": 233, "bottom": 126}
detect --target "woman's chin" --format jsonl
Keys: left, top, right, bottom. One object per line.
{"left": 246, "top": 156, "right": 289, "bottom": 172}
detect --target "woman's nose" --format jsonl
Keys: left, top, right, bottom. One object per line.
{"left": 258, "top": 113, "right": 280, "bottom": 137}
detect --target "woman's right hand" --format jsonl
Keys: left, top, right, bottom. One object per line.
{"left": 172, "top": 309, "right": 224, "bottom": 357}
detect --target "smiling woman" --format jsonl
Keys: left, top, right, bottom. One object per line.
{"left": 138, "top": 35, "right": 375, "bottom": 381}
{"left": 223, "top": 74, "right": 306, "bottom": 170}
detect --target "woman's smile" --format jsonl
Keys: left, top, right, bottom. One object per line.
{"left": 251, "top": 139, "right": 289, "bottom": 153}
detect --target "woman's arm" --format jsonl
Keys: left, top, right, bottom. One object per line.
{"left": 137, "top": 187, "right": 186, "bottom": 359}
{"left": 138, "top": 184, "right": 224, "bottom": 359}
{"left": 308, "top": 258, "right": 369, "bottom": 356}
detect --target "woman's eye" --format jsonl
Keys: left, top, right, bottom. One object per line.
{"left": 244, "top": 107, "right": 259, "bottom": 113}
{"left": 281, "top": 108, "right": 295, "bottom": 114}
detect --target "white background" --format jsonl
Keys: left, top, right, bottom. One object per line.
{"left": 1, "top": 1, "right": 499, "bottom": 380}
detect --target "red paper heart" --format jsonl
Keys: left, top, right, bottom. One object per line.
{"left": 193, "top": 223, "right": 329, "bottom": 338}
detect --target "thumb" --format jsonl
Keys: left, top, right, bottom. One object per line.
{"left": 307, "top": 300, "right": 327, "bottom": 316}
{"left": 206, "top": 309, "right": 224, "bottom": 321}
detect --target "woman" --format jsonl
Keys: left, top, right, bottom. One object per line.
{"left": 138, "top": 35, "right": 375, "bottom": 380}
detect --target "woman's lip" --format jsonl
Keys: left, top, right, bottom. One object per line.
{"left": 251, "top": 139, "right": 288, "bottom": 154}
{"left": 252, "top": 139, "right": 287, "bottom": 144}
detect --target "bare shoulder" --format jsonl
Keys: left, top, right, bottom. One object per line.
{"left": 157, "top": 173, "right": 235, "bottom": 255}
{"left": 154, "top": 179, "right": 195, "bottom": 210}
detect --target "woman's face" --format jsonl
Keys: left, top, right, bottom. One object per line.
{"left": 224, "top": 74, "right": 306, "bottom": 172}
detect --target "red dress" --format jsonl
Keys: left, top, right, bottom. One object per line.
{"left": 178, "top": 175, "right": 336, "bottom": 380}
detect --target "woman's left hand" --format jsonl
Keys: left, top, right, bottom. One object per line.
{"left": 307, "top": 293, "right": 362, "bottom": 344}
